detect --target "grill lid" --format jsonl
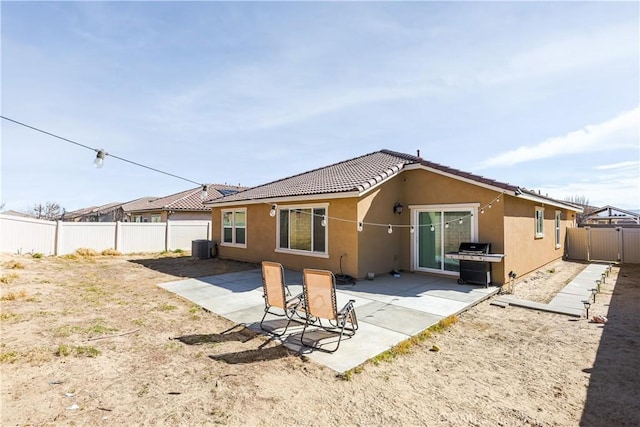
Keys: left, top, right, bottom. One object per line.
{"left": 458, "top": 242, "right": 491, "bottom": 254}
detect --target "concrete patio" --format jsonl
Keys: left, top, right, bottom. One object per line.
{"left": 158, "top": 270, "right": 499, "bottom": 373}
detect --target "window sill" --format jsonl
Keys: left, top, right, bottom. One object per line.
{"left": 220, "top": 243, "right": 247, "bottom": 249}
{"left": 535, "top": 234, "right": 544, "bottom": 239}
{"left": 275, "top": 248, "right": 329, "bottom": 259}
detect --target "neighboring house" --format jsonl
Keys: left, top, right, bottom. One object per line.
{"left": 205, "top": 149, "right": 582, "bottom": 286}
{"left": 583, "top": 205, "right": 640, "bottom": 226}
{"left": 62, "top": 202, "right": 124, "bottom": 222}
{"left": 125, "top": 184, "right": 245, "bottom": 222}
{"left": 0, "top": 210, "right": 33, "bottom": 218}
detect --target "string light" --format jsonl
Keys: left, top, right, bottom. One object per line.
{"left": 93, "top": 149, "right": 106, "bottom": 169}
{"left": 269, "top": 205, "right": 277, "bottom": 217}
{"left": 445, "top": 222, "right": 449, "bottom": 229}
{"left": 430, "top": 225, "right": 435, "bottom": 232}
{"left": 481, "top": 209, "right": 485, "bottom": 214}
{"left": 321, "top": 215, "right": 327, "bottom": 227}
{"left": 357, "top": 221, "right": 364, "bottom": 232}
{"left": 410, "top": 225, "right": 415, "bottom": 234}
{"left": 388, "top": 224, "right": 393, "bottom": 234}
{"left": 459, "top": 218, "right": 463, "bottom": 225}
{"left": 1, "top": 115, "right": 207, "bottom": 189}
{"left": 200, "top": 185, "right": 208, "bottom": 201}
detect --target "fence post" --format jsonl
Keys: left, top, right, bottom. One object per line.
{"left": 115, "top": 221, "right": 121, "bottom": 251}
{"left": 616, "top": 227, "right": 623, "bottom": 263}
{"left": 165, "top": 221, "right": 170, "bottom": 252}
{"left": 54, "top": 220, "right": 60, "bottom": 256}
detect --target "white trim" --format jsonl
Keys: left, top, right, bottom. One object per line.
{"left": 274, "top": 248, "right": 330, "bottom": 259}
{"left": 535, "top": 206, "right": 545, "bottom": 239}
{"left": 555, "top": 210, "right": 562, "bottom": 249}
{"left": 205, "top": 192, "right": 358, "bottom": 208}
{"left": 516, "top": 192, "right": 582, "bottom": 212}
{"left": 220, "top": 208, "right": 247, "bottom": 248}
{"left": 410, "top": 204, "right": 479, "bottom": 273}
{"left": 275, "top": 203, "right": 329, "bottom": 256}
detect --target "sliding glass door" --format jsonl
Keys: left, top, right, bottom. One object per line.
{"left": 414, "top": 205, "right": 477, "bottom": 274}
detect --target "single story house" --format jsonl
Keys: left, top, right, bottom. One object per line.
{"left": 205, "top": 150, "right": 582, "bottom": 286}
{"left": 62, "top": 202, "right": 125, "bottom": 222}
{"left": 125, "top": 184, "right": 245, "bottom": 222}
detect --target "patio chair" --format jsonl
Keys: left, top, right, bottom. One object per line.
{"left": 300, "top": 268, "right": 358, "bottom": 353}
{"left": 260, "top": 261, "right": 303, "bottom": 336}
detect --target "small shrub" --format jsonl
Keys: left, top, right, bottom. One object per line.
{"left": 32, "top": 253, "right": 43, "bottom": 259}
{"left": 101, "top": 248, "right": 121, "bottom": 256}
{"left": 4, "top": 261, "right": 25, "bottom": 270}
{"left": 158, "top": 303, "right": 178, "bottom": 311}
{"left": 172, "top": 249, "right": 184, "bottom": 254}
{"left": 0, "top": 273, "right": 19, "bottom": 284}
{"left": 1, "top": 289, "right": 28, "bottom": 301}
{"left": 55, "top": 344, "right": 100, "bottom": 358}
{"left": 0, "top": 351, "right": 19, "bottom": 364}
{"left": 75, "top": 248, "right": 98, "bottom": 257}
{"left": 59, "top": 254, "right": 78, "bottom": 260}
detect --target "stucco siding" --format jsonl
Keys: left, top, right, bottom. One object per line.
{"left": 503, "top": 197, "right": 574, "bottom": 282}
{"left": 212, "top": 199, "right": 359, "bottom": 276}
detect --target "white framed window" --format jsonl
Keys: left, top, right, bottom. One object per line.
{"left": 555, "top": 210, "right": 562, "bottom": 248}
{"left": 222, "top": 208, "right": 247, "bottom": 247}
{"left": 133, "top": 215, "right": 142, "bottom": 223}
{"left": 535, "top": 207, "right": 544, "bottom": 238}
{"left": 151, "top": 214, "right": 161, "bottom": 223}
{"left": 276, "top": 204, "right": 328, "bottom": 258}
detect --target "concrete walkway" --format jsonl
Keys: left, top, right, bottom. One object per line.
{"left": 492, "top": 263, "right": 610, "bottom": 317}
{"left": 158, "top": 270, "right": 499, "bottom": 373}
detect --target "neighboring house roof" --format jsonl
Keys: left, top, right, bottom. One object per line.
{"left": 585, "top": 205, "right": 640, "bottom": 224}
{"left": 128, "top": 184, "right": 246, "bottom": 213}
{"left": 206, "top": 149, "right": 581, "bottom": 211}
{"left": 0, "top": 210, "right": 32, "bottom": 218}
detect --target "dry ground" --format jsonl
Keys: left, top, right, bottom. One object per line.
{"left": 1, "top": 252, "right": 638, "bottom": 426}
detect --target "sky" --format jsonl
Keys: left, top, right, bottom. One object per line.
{"left": 1, "top": 1, "right": 639, "bottom": 213}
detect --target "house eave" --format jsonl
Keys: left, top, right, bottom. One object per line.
{"left": 205, "top": 191, "right": 361, "bottom": 208}
{"left": 514, "top": 191, "right": 583, "bottom": 212}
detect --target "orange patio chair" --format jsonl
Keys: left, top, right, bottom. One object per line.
{"left": 260, "top": 261, "right": 303, "bottom": 336}
{"left": 300, "top": 268, "right": 358, "bottom": 353}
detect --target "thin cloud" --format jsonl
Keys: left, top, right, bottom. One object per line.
{"left": 477, "top": 107, "right": 640, "bottom": 168}
{"left": 595, "top": 161, "right": 639, "bottom": 170}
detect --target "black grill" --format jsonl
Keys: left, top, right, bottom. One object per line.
{"left": 457, "top": 242, "right": 492, "bottom": 287}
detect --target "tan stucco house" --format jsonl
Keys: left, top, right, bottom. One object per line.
{"left": 205, "top": 150, "right": 582, "bottom": 286}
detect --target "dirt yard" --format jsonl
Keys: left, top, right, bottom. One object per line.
{"left": 1, "top": 252, "right": 638, "bottom": 426}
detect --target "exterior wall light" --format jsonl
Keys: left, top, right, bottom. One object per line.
{"left": 393, "top": 203, "right": 404, "bottom": 215}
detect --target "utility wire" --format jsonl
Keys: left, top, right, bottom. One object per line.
{"left": 1, "top": 115, "right": 203, "bottom": 187}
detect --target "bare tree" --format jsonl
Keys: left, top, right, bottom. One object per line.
{"left": 31, "top": 201, "right": 63, "bottom": 221}
{"left": 564, "top": 195, "right": 596, "bottom": 225}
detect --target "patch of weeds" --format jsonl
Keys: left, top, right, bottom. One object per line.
{"left": 87, "top": 319, "right": 118, "bottom": 335}
{"left": 0, "top": 312, "right": 22, "bottom": 322}
{"left": 338, "top": 365, "right": 364, "bottom": 381}
{"left": 546, "top": 268, "right": 556, "bottom": 274}
{"left": 0, "top": 351, "right": 19, "bottom": 364}
{"left": 172, "top": 249, "right": 184, "bottom": 254}
{"left": 55, "top": 344, "right": 100, "bottom": 358}
{"left": 428, "top": 315, "right": 459, "bottom": 334}
{"left": 0, "top": 273, "right": 20, "bottom": 284}
{"left": 164, "top": 341, "right": 182, "bottom": 351}
{"left": 101, "top": 248, "right": 121, "bottom": 256}
{"left": 1, "top": 289, "right": 28, "bottom": 301}
{"left": 158, "top": 303, "right": 178, "bottom": 311}
{"left": 4, "top": 261, "right": 25, "bottom": 269}
{"left": 132, "top": 318, "right": 145, "bottom": 326}
{"left": 59, "top": 254, "right": 78, "bottom": 260}
{"left": 55, "top": 324, "right": 85, "bottom": 337}
{"left": 188, "top": 305, "right": 203, "bottom": 320}
{"left": 75, "top": 248, "right": 98, "bottom": 257}
{"left": 32, "top": 253, "right": 43, "bottom": 259}
{"left": 55, "top": 320, "right": 118, "bottom": 337}
{"left": 137, "top": 383, "right": 150, "bottom": 397}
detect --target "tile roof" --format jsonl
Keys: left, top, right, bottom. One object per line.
{"left": 207, "top": 149, "right": 580, "bottom": 211}
{"left": 208, "top": 150, "right": 412, "bottom": 203}
{"left": 129, "top": 184, "right": 246, "bottom": 212}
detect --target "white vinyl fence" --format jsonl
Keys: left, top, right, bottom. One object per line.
{"left": 566, "top": 227, "right": 640, "bottom": 264}
{"left": 0, "top": 214, "right": 212, "bottom": 256}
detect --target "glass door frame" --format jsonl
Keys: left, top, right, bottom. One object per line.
{"left": 410, "top": 203, "right": 479, "bottom": 275}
